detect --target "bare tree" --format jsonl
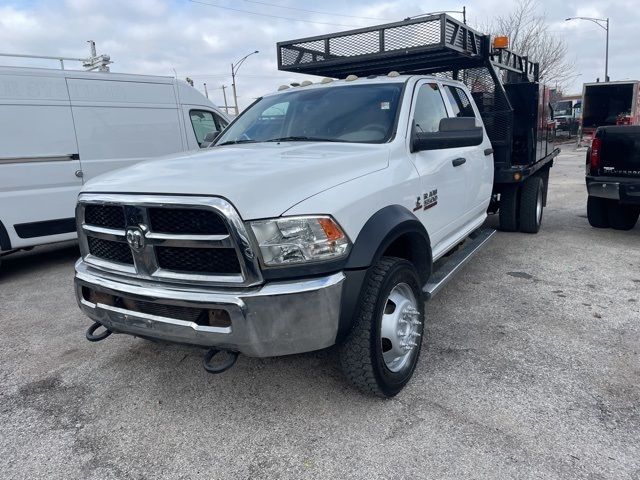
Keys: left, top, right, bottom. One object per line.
{"left": 477, "top": 0, "right": 573, "bottom": 86}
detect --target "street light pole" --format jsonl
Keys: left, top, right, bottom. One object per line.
{"left": 605, "top": 17, "right": 609, "bottom": 82}
{"left": 230, "top": 50, "right": 259, "bottom": 115}
{"left": 565, "top": 16, "right": 610, "bottom": 82}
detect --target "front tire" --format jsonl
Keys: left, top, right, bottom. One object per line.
{"left": 339, "top": 257, "right": 425, "bottom": 397}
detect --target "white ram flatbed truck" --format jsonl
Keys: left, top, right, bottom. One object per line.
{"left": 74, "top": 15, "right": 557, "bottom": 396}
{"left": 0, "top": 64, "right": 229, "bottom": 265}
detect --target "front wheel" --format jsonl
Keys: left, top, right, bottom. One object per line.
{"left": 339, "top": 257, "right": 425, "bottom": 397}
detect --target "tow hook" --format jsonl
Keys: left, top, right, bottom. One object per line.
{"left": 203, "top": 348, "right": 238, "bottom": 374}
{"left": 85, "top": 322, "right": 112, "bottom": 342}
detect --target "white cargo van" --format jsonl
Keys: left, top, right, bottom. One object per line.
{"left": 0, "top": 66, "right": 229, "bottom": 259}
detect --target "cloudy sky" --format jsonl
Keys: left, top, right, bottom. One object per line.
{"left": 0, "top": 0, "right": 636, "bottom": 111}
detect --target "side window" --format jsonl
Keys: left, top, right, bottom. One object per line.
{"left": 189, "top": 110, "right": 217, "bottom": 146}
{"left": 444, "top": 86, "right": 476, "bottom": 118}
{"left": 414, "top": 83, "right": 448, "bottom": 133}
{"left": 213, "top": 113, "right": 228, "bottom": 131}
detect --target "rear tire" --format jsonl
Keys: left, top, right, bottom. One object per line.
{"left": 519, "top": 176, "right": 544, "bottom": 233}
{"left": 608, "top": 204, "right": 640, "bottom": 230}
{"left": 587, "top": 196, "right": 610, "bottom": 228}
{"left": 339, "top": 257, "right": 425, "bottom": 398}
{"left": 499, "top": 185, "right": 519, "bottom": 232}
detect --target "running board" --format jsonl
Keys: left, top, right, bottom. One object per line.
{"left": 423, "top": 227, "right": 496, "bottom": 300}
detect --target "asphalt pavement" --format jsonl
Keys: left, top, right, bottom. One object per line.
{"left": 0, "top": 147, "right": 638, "bottom": 479}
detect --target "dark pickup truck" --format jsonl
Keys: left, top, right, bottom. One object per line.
{"left": 586, "top": 126, "right": 640, "bottom": 230}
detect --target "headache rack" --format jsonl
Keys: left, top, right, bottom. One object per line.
{"left": 278, "top": 14, "right": 557, "bottom": 177}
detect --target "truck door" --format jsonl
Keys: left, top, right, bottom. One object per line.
{"left": 407, "top": 81, "right": 467, "bottom": 250}
{"left": 442, "top": 84, "right": 494, "bottom": 220}
{"left": 0, "top": 73, "right": 82, "bottom": 249}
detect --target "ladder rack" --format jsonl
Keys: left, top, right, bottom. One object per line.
{"left": 277, "top": 13, "right": 537, "bottom": 82}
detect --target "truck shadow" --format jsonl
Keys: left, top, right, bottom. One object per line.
{"left": 97, "top": 336, "right": 369, "bottom": 403}
{"left": 0, "top": 241, "right": 79, "bottom": 281}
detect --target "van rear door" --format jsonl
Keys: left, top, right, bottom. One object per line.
{"left": 0, "top": 73, "right": 82, "bottom": 249}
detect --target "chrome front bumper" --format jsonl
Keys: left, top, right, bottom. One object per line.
{"left": 74, "top": 260, "right": 344, "bottom": 357}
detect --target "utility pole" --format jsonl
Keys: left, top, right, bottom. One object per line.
{"left": 230, "top": 50, "right": 259, "bottom": 115}
{"left": 221, "top": 85, "right": 229, "bottom": 114}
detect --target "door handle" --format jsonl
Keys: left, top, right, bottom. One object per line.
{"left": 484, "top": 148, "right": 494, "bottom": 156}
{"left": 452, "top": 158, "right": 466, "bottom": 167}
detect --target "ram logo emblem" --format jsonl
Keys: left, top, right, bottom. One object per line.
{"left": 126, "top": 226, "right": 146, "bottom": 252}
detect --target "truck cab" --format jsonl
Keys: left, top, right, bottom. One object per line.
{"left": 74, "top": 14, "right": 557, "bottom": 396}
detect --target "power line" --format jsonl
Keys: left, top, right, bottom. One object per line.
{"left": 186, "top": 0, "right": 359, "bottom": 27}
{"left": 243, "top": 0, "right": 388, "bottom": 21}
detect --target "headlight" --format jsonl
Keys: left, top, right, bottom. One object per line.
{"left": 250, "top": 216, "right": 350, "bottom": 266}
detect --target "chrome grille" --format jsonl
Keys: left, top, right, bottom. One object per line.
{"left": 148, "top": 208, "right": 228, "bottom": 235}
{"left": 156, "top": 246, "right": 240, "bottom": 274}
{"left": 84, "top": 204, "right": 126, "bottom": 229}
{"left": 76, "top": 194, "right": 263, "bottom": 287}
{"left": 87, "top": 237, "right": 133, "bottom": 265}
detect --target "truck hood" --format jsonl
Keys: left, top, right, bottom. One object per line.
{"left": 82, "top": 142, "right": 389, "bottom": 219}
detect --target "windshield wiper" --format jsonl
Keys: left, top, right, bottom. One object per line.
{"left": 217, "top": 139, "right": 258, "bottom": 146}
{"left": 264, "top": 136, "right": 341, "bottom": 143}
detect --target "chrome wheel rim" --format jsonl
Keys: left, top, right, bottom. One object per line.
{"left": 536, "top": 185, "right": 543, "bottom": 225}
{"left": 380, "top": 283, "right": 422, "bottom": 373}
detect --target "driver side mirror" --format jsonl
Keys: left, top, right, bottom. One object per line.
{"left": 200, "top": 130, "right": 220, "bottom": 148}
{"left": 411, "top": 117, "right": 483, "bottom": 152}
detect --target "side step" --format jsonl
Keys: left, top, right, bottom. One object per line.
{"left": 423, "top": 227, "right": 496, "bottom": 300}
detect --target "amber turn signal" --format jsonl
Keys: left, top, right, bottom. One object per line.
{"left": 318, "top": 217, "right": 345, "bottom": 242}
{"left": 493, "top": 36, "right": 509, "bottom": 49}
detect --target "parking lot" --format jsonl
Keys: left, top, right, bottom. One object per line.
{"left": 0, "top": 147, "right": 638, "bottom": 479}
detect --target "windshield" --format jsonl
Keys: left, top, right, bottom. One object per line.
{"left": 215, "top": 83, "right": 404, "bottom": 146}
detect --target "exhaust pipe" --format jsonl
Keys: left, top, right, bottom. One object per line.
{"left": 85, "top": 322, "right": 112, "bottom": 342}
{"left": 203, "top": 348, "right": 238, "bottom": 374}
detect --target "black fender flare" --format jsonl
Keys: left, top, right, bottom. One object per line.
{"left": 345, "top": 204, "right": 432, "bottom": 279}
{"left": 337, "top": 205, "right": 432, "bottom": 341}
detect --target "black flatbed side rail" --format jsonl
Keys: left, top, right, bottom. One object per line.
{"left": 494, "top": 148, "right": 560, "bottom": 184}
